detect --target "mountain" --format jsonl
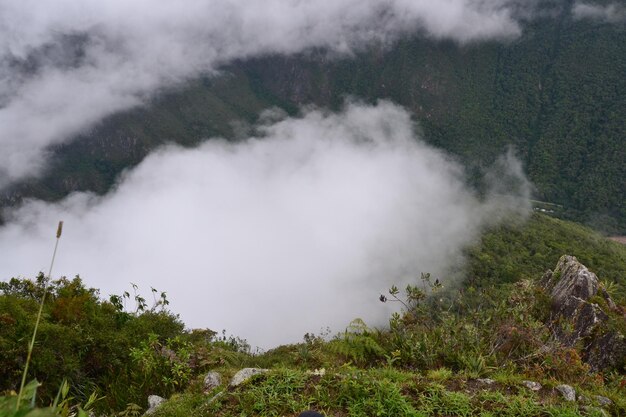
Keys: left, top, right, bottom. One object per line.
{"left": 1, "top": 4, "right": 624, "bottom": 232}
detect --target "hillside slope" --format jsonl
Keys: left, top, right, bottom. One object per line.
{"left": 1, "top": 4, "right": 624, "bottom": 231}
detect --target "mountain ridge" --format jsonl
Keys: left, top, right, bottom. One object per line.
{"left": 1, "top": 5, "right": 624, "bottom": 232}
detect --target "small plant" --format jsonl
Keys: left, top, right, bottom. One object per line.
{"left": 15, "top": 221, "right": 63, "bottom": 412}
{"left": 109, "top": 283, "right": 170, "bottom": 314}
{"left": 130, "top": 334, "right": 193, "bottom": 393}
{"left": 426, "top": 367, "right": 454, "bottom": 382}
{"left": 380, "top": 273, "right": 443, "bottom": 323}
{"left": 330, "top": 319, "right": 386, "bottom": 365}
{"left": 117, "top": 403, "right": 143, "bottom": 417}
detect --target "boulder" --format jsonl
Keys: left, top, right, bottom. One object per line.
{"left": 204, "top": 371, "right": 222, "bottom": 392}
{"left": 541, "top": 256, "right": 626, "bottom": 371}
{"left": 521, "top": 380, "right": 542, "bottom": 391}
{"left": 230, "top": 368, "right": 269, "bottom": 387}
{"left": 145, "top": 395, "right": 166, "bottom": 415}
{"left": 555, "top": 384, "right": 576, "bottom": 402}
{"left": 594, "top": 395, "right": 612, "bottom": 407}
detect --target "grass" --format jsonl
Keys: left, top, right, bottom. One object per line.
{"left": 150, "top": 367, "right": 618, "bottom": 417}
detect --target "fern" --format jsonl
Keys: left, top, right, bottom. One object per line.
{"left": 329, "top": 319, "right": 386, "bottom": 365}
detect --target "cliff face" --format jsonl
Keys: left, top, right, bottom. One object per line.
{"left": 541, "top": 255, "right": 626, "bottom": 371}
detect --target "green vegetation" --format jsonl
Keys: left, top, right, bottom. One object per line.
{"left": 466, "top": 214, "right": 626, "bottom": 300}
{"left": 0, "top": 276, "right": 191, "bottom": 412}
{"left": 1, "top": 214, "right": 625, "bottom": 416}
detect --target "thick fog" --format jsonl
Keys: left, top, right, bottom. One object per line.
{"left": 0, "top": 102, "right": 530, "bottom": 348}
{"left": 0, "top": 0, "right": 534, "bottom": 186}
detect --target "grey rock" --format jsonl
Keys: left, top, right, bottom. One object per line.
{"left": 594, "top": 395, "right": 613, "bottom": 406}
{"left": 542, "top": 256, "right": 600, "bottom": 304}
{"left": 229, "top": 368, "right": 269, "bottom": 387}
{"left": 541, "top": 256, "right": 626, "bottom": 371}
{"left": 145, "top": 395, "right": 166, "bottom": 414}
{"left": 476, "top": 378, "right": 496, "bottom": 385}
{"left": 586, "top": 331, "right": 626, "bottom": 372}
{"left": 204, "top": 371, "right": 222, "bottom": 392}
{"left": 555, "top": 384, "right": 576, "bottom": 402}
{"left": 521, "top": 380, "right": 542, "bottom": 391}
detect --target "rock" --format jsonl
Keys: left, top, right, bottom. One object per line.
{"left": 229, "top": 368, "right": 269, "bottom": 387}
{"left": 541, "top": 256, "right": 600, "bottom": 304}
{"left": 145, "top": 395, "right": 166, "bottom": 414}
{"left": 555, "top": 384, "right": 576, "bottom": 402}
{"left": 476, "top": 378, "right": 496, "bottom": 385}
{"left": 309, "top": 368, "right": 326, "bottom": 377}
{"left": 594, "top": 395, "right": 612, "bottom": 406}
{"left": 582, "top": 406, "right": 610, "bottom": 417}
{"left": 204, "top": 371, "right": 222, "bottom": 392}
{"left": 586, "top": 331, "right": 626, "bottom": 372}
{"left": 521, "top": 380, "right": 542, "bottom": 391}
{"left": 541, "top": 256, "right": 626, "bottom": 371}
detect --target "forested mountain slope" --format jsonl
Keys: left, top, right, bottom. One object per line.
{"left": 1, "top": 4, "right": 624, "bottom": 231}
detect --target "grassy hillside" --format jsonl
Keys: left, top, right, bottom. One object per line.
{"left": 466, "top": 214, "right": 626, "bottom": 296}
{"left": 1, "top": 3, "right": 625, "bottom": 232}
{"left": 2, "top": 214, "right": 626, "bottom": 416}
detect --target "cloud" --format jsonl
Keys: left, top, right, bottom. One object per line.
{"left": 572, "top": 2, "right": 626, "bottom": 23}
{"left": 0, "top": 101, "right": 530, "bottom": 348}
{"left": 0, "top": 0, "right": 527, "bottom": 187}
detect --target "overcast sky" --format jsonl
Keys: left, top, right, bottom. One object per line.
{"left": 0, "top": 101, "right": 530, "bottom": 348}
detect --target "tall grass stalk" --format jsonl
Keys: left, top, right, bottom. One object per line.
{"left": 15, "top": 221, "right": 64, "bottom": 411}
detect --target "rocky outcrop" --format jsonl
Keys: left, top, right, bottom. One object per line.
{"left": 541, "top": 255, "right": 626, "bottom": 371}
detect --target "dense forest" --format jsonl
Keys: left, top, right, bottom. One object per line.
{"left": 1, "top": 2, "right": 625, "bottom": 232}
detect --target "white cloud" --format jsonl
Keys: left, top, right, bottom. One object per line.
{"left": 572, "top": 2, "right": 626, "bottom": 23}
{"left": 0, "top": 0, "right": 526, "bottom": 186}
{"left": 0, "top": 101, "right": 530, "bottom": 348}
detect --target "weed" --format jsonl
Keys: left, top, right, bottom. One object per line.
{"left": 426, "top": 367, "right": 454, "bottom": 382}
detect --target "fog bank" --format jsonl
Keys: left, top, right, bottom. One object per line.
{"left": 0, "top": 102, "right": 530, "bottom": 348}
{"left": 0, "top": 0, "right": 532, "bottom": 186}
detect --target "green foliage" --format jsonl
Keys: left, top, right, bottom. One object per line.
{"left": 0, "top": 379, "right": 97, "bottom": 417}
{"left": 465, "top": 214, "right": 626, "bottom": 301}
{"left": 329, "top": 319, "right": 386, "bottom": 366}
{"left": 129, "top": 334, "right": 193, "bottom": 393}
{"left": 0, "top": 277, "right": 188, "bottom": 413}
{"left": 198, "top": 368, "right": 607, "bottom": 417}
{"left": 425, "top": 368, "right": 454, "bottom": 382}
